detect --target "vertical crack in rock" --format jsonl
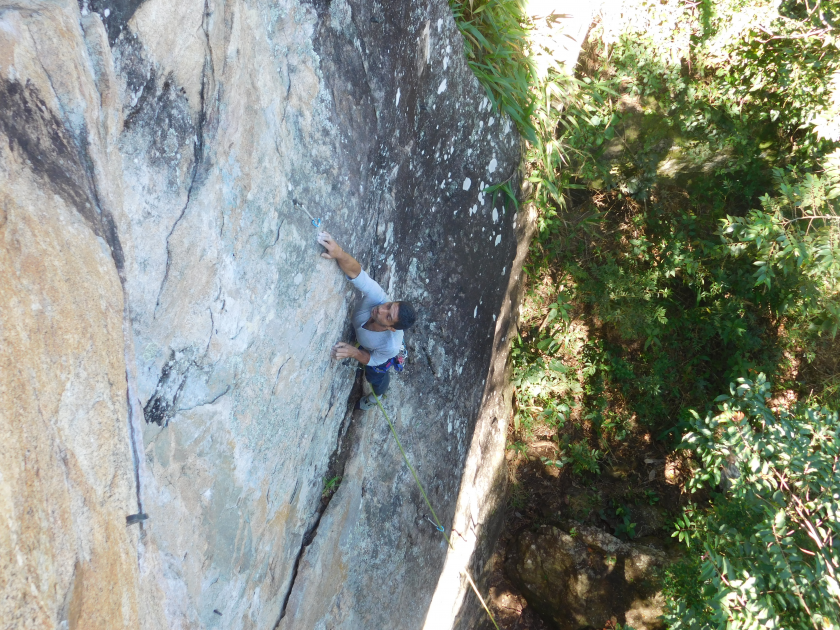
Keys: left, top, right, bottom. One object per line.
{"left": 154, "top": 25, "right": 214, "bottom": 316}
{"left": 263, "top": 215, "right": 285, "bottom": 256}
{"left": 350, "top": 35, "right": 378, "bottom": 129}
{"left": 204, "top": 307, "right": 214, "bottom": 355}
{"left": 125, "top": 371, "right": 145, "bottom": 518}
{"left": 274, "top": 377, "right": 365, "bottom": 627}
{"left": 271, "top": 358, "right": 291, "bottom": 395}
{"left": 154, "top": 200, "right": 186, "bottom": 316}
{"left": 201, "top": 0, "right": 217, "bottom": 83}
{"left": 80, "top": 127, "right": 127, "bottom": 278}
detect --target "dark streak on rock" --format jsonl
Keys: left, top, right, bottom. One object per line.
{"left": 263, "top": 216, "right": 285, "bottom": 256}
{"left": 143, "top": 350, "right": 192, "bottom": 426}
{"left": 272, "top": 358, "right": 291, "bottom": 395}
{"left": 0, "top": 78, "right": 125, "bottom": 275}
{"left": 205, "top": 308, "right": 214, "bottom": 355}
{"left": 82, "top": 0, "right": 149, "bottom": 46}
{"left": 423, "top": 347, "right": 436, "bottom": 374}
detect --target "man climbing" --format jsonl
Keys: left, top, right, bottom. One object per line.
{"left": 317, "top": 231, "right": 417, "bottom": 410}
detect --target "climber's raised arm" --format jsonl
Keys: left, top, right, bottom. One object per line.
{"left": 317, "top": 231, "right": 361, "bottom": 279}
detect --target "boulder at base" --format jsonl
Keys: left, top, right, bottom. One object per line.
{"left": 506, "top": 524, "right": 668, "bottom": 630}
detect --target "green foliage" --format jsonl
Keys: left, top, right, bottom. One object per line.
{"left": 484, "top": 180, "right": 520, "bottom": 213}
{"left": 720, "top": 162, "right": 840, "bottom": 337}
{"left": 614, "top": 516, "right": 637, "bottom": 540}
{"left": 567, "top": 441, "right": 602, "bottom": 475}
{"left": 322, "top": 475, "right": 341, "bottom": 497}
{"left": 601, "top": 500, "right": 638, "bottom": 539}
{"left": 665, "top": 375, "right": 840, "bottom": 629}
{"left": 517, "top": 0, "right": 840, "bottom": 437}
{"left": 449, "top": 0, "right": 540, "bottom": 142}
{"left": 508, "top": 482, "right": 528, "bottom": 510}
{"left": 511, "top": 332, "right": 582, "bottom": 435}
{"left": 452, "top": 0, "right": 840, "bottom": 623}
{"left": 662, "top": 552, "right": 707, "bottom": 622}
{"left": 566, "top": 0, "right": 840, "bottom": 197}
{"left": 540, "top": 455, "right": 570, "bottom": 469}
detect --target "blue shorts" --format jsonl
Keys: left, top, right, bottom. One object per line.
{"left": 364, "top": 365, "right": 390, "bottom": 396}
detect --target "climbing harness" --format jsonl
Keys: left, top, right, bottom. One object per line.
{"left": 369, "top": 391, "right": 500, "bottom": 630}
{"left": 293, "top": 198, "right": 322, "bottom": 228}
{"left": 342, "top": 343, "right": 407, "bottom": 374}
{"left": 365, "top": 343, "right": 408, "bottom": 374}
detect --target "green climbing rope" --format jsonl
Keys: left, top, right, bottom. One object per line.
{"left": 370, "top": 391, "right": 500, "bottom": 630}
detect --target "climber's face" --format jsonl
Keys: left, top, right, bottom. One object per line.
{"left": 371, "top": 302, "right": 400, "bottom": 331}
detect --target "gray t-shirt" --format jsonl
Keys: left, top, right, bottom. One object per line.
{"left": 349, "top": 270, "right": 404, "bottom": 367}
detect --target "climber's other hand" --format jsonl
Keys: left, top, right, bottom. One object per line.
{"left": 331, "top": 341, "right": 355, "bottom": 360}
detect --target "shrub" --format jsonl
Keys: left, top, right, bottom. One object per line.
{"left": 665, "top": 375, "right": 840, "bottom": 628}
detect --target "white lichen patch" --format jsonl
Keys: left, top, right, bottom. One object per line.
{"left": 437, "top": 78, "right": 447, "bottom": 94}
{"left": 462, "top": 177, "right": 471, "bottom": 191}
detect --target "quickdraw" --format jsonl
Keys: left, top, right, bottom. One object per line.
{"left": 293, "top": 198, "right": 322, "bottom": 228}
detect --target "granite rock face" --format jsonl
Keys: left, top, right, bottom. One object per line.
{"left": 506, "top": 525, "right": 668, "bottom": 630}
{"left": 0, "top": 0, "right": 523, "bottom": 628}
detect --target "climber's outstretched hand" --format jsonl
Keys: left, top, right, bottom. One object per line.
{"left": 317, "top": 232, "right": 342, "bottom": 259}
{"left": 318, "top": 231, "right": 361, "bottom": 278}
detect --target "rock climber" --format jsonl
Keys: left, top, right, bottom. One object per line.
{"left": 317, "top": 231, "right": 418, "bottom": 410}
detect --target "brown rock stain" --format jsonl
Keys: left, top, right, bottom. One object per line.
{"left": 1, "top": 144, "right": 140, "bottom": 628}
